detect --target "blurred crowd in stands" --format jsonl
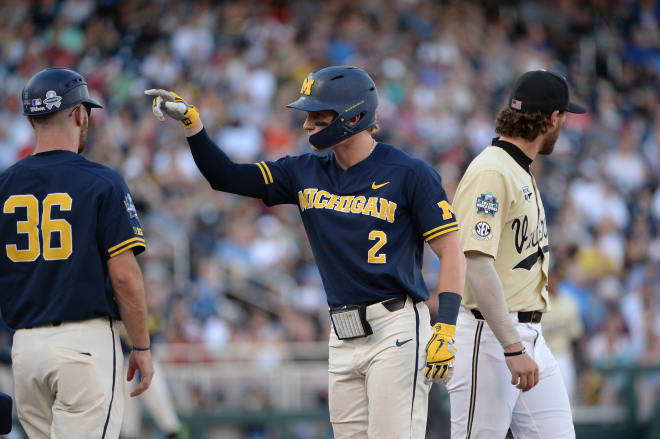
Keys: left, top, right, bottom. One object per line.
{"left": 0, "top": 0, "right": 659, "bottom": 420}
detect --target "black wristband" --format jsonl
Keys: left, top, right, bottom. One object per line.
{"left": 132, "top": 346, "right": 150, "bottom": 351}
{"left": 503, "top": 347, "right": 526, "bottom": 357}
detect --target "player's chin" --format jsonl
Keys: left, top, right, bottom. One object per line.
{"left": 305, "top": 131, "right": 320, "bottom": 152}
{"left": 538, "top": 137, "right": 557, "bottom": 155}
{"left": 538, "top": 142, "right": 555, "bottom": 155}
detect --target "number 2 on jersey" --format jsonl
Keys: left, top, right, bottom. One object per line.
{"left": 368, "top": 230, "right": 387, "bottom": 264}
{"left": 3, "top": 193, "right": 73, "bottom": 262}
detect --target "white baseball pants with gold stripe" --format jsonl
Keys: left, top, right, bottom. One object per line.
{"left": 447, "top": 307, "right": 575, "bottom": 439}
{"left": 328, "top": 297, "right": 432, "bottom": 438}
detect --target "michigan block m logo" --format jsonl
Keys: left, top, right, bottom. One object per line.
{"left": 300, "top": 78, "right": 314, "bottom": 95}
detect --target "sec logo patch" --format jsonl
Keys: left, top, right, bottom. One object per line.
{"left": 472, "top": 221, "right": 493, "bottom": 241}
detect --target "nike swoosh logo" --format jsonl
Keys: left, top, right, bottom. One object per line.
{"left": 396, "top": 338, "right": 413, "bottom": 347}
{"left": 372, "top": 181, "right": 390, "bottom": 190}
{"left": 433, "top": 339, "right": 445, "bottom": 356}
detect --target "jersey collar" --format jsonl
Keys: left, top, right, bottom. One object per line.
{"left": 491, "top": 137, "right": 532, "bottom": 174}
{"left": 330, "top": 141, "right": 383, "bottom": 173}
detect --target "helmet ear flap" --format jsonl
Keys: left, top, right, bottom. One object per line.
{"left": 346, "top": 112, "right": 363, "bottom": 125}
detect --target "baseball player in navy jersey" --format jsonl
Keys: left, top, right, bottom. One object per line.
{"left": 449, "top": 70, "right": 585, "bottom": 438}
{"left": 0, "top": 68, "right": 154, "bottom": 439}
{"left": 146, "top": 65, "right": 466, "bottom": 438}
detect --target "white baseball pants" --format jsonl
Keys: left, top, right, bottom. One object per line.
{"left": 448, "top": 307, "right": 575, "bottom": 439}
{"left": 328, "top": 297, "right": 432, "bottom": 439}
{"left": 12, "top": 317, "right": 124, "bottom": 439}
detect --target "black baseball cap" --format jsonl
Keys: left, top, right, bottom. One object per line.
{"left": 508, "top": 70, "right": 586, "bottom": 115}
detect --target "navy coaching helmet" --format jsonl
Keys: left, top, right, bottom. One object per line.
{"left": 22, "top": 67, "right": 103, "bottom": 116}
{"left": 287, "top": 66, "right": 378, "bottom": 149}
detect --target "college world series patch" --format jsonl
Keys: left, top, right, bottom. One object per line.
{"left": 472, "top": 221, "right": 493, "bottom": 241}
{"left": 124, "top": 193, "right": 138, "bottom": 219}
{"left": 476, "top": 192, "right": 499, "bottom": 216}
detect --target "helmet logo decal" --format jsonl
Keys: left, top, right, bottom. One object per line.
{"left": 43, "top": 90, "right": 62, "bottom": 110}
{"left": 345, "top": 100, "right": 364, "bottom": 112}
{"left": 300, "top": 78, "right": 314, "bottom": 95}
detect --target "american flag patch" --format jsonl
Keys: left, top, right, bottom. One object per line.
{"left": 511, "top": 99, "right": 522, "bottom": 110}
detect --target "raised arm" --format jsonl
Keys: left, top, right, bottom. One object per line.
{"left": 145, "top": 89, "right": 267, "bottom": 198}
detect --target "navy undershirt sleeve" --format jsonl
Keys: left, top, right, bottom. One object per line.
{"left": 186, "top": 128, "right": 267, "bottom": 199}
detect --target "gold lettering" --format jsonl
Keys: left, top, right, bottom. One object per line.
{"left": 378, "top": 199, "right": 397, "bottom": 223}
{"left": 351, "top": 196, "right": 366, "bottom": 213}
{"left": 300, "top": 77, "right": 314, "bottom": 95}
{"left": 326, "top": 194, "right": 342, "bottom": 210}
{"left": 362, "top": 197, "right": 379, "bottom": 217}
{"left": 338, "top": 196, "right": 355, "bottom": 212}
{"left": 314, "top": 190, "right": 331, "bottom": 208}
{"left": 304, "top": 188, "right": 318, "bottom": 208}
{"left": 344, "top": 100, "right": 364, "bottom": 113}
{"left": 298, "top": 191, "right": 307, "bottom": 211}
{"left": 297, "top": 189, "right": 395, "bottom": 223}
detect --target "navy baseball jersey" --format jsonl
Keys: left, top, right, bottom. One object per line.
{"left": 0, "top": 150, "right": 146, "bottom": 329}
{"left": 257, "top": 143, "right": 457, "bottom": 307}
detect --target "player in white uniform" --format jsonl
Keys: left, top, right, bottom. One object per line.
{"left": 448, "top": 70, "right": 585, "bottom": 438}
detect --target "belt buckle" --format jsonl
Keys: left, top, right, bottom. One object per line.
{"left": 330, "top": 304, "right": 373, "bottom": 340}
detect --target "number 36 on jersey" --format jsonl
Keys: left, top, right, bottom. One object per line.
{"left": 3, "top": 193, "right": 73, "bottom": 262}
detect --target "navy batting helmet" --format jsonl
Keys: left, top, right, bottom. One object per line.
{"left": 287, "top": 66, "right": 378, "bottom": 149}
{"left": 22, "top": 67, "right": 103, "bottom": 116}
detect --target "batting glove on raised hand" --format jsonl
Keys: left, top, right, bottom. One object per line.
{"left": 144, "top": 89, "right": 199, "bottom": 128}
{"left": 425, "top": 322, "right": 457, "bottom": 384}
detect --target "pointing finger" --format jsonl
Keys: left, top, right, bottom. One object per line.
{"left": 144, "top": 89, "right": 175, "bottom": 101}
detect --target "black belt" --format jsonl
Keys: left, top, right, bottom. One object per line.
{"left": 24, "top": 321, "right": 62, "bottom": 330}
{"left": 330, "top": 295, "right": 408, "bottom": 340}
{"left": 331, "top": 295, "right": 408, "bottom": 314}
{"left": 365, "top": 296, "right": 408, "bottom": 312}
{"left": 471, "top": 309, "right": 542, "bottom": 324}
{"left": 376, "top": 295, "right": 407, "bottom": 312}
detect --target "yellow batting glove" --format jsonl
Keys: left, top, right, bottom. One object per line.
{"left": 425, "top": 322, "right": 457, "bottom": 384}
{"left": 144, "top": 89, "right": 200, "bottom": 128}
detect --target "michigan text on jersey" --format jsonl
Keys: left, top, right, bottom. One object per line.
{"left": 297, "top": 188, "right": 397, "bottom": 223}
